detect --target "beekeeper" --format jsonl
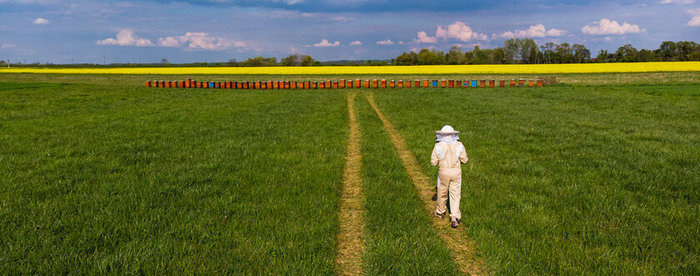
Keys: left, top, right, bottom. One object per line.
{"left": 431, "top": 125, "right": 468, "bottom": 228}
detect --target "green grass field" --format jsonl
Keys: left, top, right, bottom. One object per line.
{"left": 1, "top": 72, "right": 698, "bottom": 274}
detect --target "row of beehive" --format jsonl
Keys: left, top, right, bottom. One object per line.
{"left": 146, "top": 79, "right": 544, "bottom": 89}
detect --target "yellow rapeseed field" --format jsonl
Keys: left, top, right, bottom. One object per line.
{"left": 1, "top": 62, "right": 699, "bottom": 75}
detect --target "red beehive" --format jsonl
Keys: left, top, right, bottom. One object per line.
{"left": 518, "top": 79, "right": 524, "bottom": 87}
{"left": 397, "top": 81, "right": 403, "bottom": 88}
{"left": 537, "top": 79, "right": 543, "bottom": 88}
{"left": 448, "top": 80, "right": 454, "bottom": 88}
{"left": 455, "top": 81, "right": 461, "bottom": 88}
{"left": 498, "top": 80, "right": 505, "bottom": 88}
{"left": 509, "top": 80, "right": 515, "bottom": 88}
{"left": 372, "top": 79, "right": 378, "bottom": 88}
{"left": 479, "top": 80, "right": 486, "bottom": 88}
{"left": 489, "top": 80, "right": 495, "bottom": 88}
{"left": 528, "top": 80, "right": 534, "bottom": 87}
{"left": 389, "top": 80, "right": 395, "bottom": 88}
{"left": 145, "top": 81, "right": 151, "bottom": 87}
{"left": 381, "top": 79, "right": 387, "bottom": 88}
{"left": 333, "top": 81, "right": 338, "bottom": 89}
{"left": 346, "top": 80, "right": 353, "bottom": 88}
{"left": 364, "top": 80, "right": 370, "bottom": 88}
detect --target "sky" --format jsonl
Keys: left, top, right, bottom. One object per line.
{"left": 0, "top": 0, "right": 699, "bottom": 64}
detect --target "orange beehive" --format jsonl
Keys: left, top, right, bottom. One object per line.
{"left": 346, "top": 80, "right": 353, "bottom": 88}
{"left": 406, "top": 81, "right": 412, "bottom": 88}
{"left": 389, "top": 80, "right": 395, "bottom": 88}
{"left": 372, "top": 79, "right": 378, "bottom": 88}
{"left": 423, "top": 80, "right": 429, "bottom": 88}
{"left": 537, "top": 79, "right": 543, "bottom": 87}
{"left": 145, "top": 81, "right": 151, "bottom": 87}
{"left": 333, "top": 81, "right": 338, "bottom": 89}
{"left": 448, "top": 80, "right": 454, "bottom": 88}
{"left": 455, "top": 81, "right": 461, "bottom": 88}
{"left": 272, "top": 81, "right": 278, "bottom": 89}
{"left": 355, "top": 79, "right": 361, "bottom": 88}
{"left": 414, "top": 80, "right": 420, "bottom": 88}
{"left": 510, "top": 80, "right": 515, "bottom": 88}
{"left": 440, "top": 80, "right": 447, "bottom": 88}
{"left": 381, "top": 79, "right": 386, "bottom": 88}
{"left": 489, "top": 80, "right": 495, "bottom": 88}
{"left": 364, "top": 80, "right": 370, "bottom": 88}
{"left": 528, "top": 79, "right": 534, "bottom": 87}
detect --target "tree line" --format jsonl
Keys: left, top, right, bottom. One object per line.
{"left": 394, "top": 39, "right": 700, "bottom": 65}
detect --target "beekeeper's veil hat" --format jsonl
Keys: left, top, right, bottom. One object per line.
{"left": 436, "top": 125, "right": 460, "bottom": 143}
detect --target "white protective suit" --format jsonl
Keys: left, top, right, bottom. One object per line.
{"left": 431, "top": 125, "right": 468, "bottom": 220}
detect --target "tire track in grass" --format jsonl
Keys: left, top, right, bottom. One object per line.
{"left": 336, "top": 92, "right": 365, "bottom": 275}
{"left": 366, "top": 93, "right": 485, "bottom": 276}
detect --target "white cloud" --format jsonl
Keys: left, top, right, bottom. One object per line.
{"left": 96, "top": 29, "right": 153, "bottom": 47}
{"left": 158, "top": 32, "right": 244, "bottom": 51}
{"left": 436, "top": 21, "right": 488, "bottom": 42}
{"left": 414, "top": 31, "right": 437, "bottom": 43}
{"left": 581, "top": 18, "right": 645, "bottom": 35}
{"left": 1, "top": 43, "right": 16, "bottom": 49}
{"left": 496, "top": 24, "right": 567, "bottom": 39}
{"left": 399, "top": 41, "right": 404, "bottom": 45}
{"left": 313, "top": 38, "right": 340, "bottom": 47}
{"left": 349, "top": 40, "right": 362, "bottom": 46}
{"left": 33, "top": 18, "right": 49, "bottom": 25}
{"left": 660, "top": 0, "right": 694, "bottom": 4}
{"left": 376, "top": 39, "right": 394, "bottom": 45}
{"left": 415, "top": 21, "right": 487, "bottom": 44}
{"left": 688, "top": 8, "right": 700, "bottom": 26}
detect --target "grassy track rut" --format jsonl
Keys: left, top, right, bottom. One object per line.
{"left": 336, "top": 92, "right": 365, "bottom": 275}
{"left": 366, "top": 93, "right": 485, "bottom": 276}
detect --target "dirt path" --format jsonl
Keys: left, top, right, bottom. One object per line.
{"left": 366, "top": 93, "right": 485, "bottom": 276}
{"left": 336, "top": 92, "right": 365, "bottom": 275}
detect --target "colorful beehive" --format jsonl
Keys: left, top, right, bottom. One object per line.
{"left": 518, "top": 79, "right": 525, "bottom": 87}
{"left": 432, "top": 80, "right": 438, "bottom": 88}
{"left": 489, "top": 80, "right": 495, "bottom": 88}
{"left": 455, "top": 80, "right": 461, "bottom": 88}
{"left": 498, "top": 80, "right": 505, "bottom": 88}
{"left": 448, "top": 80, "right": 454, "bottom": 88}
{"left": 510, "top": 80, "right": 515, "bottom": 88}
{"left": 471, "top": 80, "right": 477, "bottom": 88}
{"left": 397, "top": 80, "right": 403, "bottom": 88}
{"left": 528, "top": 79, "right": 534, "bottom": 87}
{"left": 415, "top": 80, "right": 421, "bottom": 88}
{"left": 537, "top": 79, "right": 543, "bottom": 87}
{"left": 478, "top": 80, "right": 484, "bottom": 88}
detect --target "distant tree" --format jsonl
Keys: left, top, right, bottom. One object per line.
{"left": 676, "top": 41, "right": 699, "bottom": 61}
{"left": 491, "top": 47, "right": 506, "bottom": 64}
{"left": 595, "top": 49, "right": 612, "bottom": 62}
{"left": 161, "top": 58, "right": 168, "bottom": 66}
{"left": 417, "top": 49, "right": 439, "bottom": 65}
{"left": 635, "top": 49, "right": 656, "bottom": 62}
{"left": 395, "top": 51, "right": 417, "bottom": 65}
{"left": 520, "top": 38, "right": 539, "bottom": 64}
{"left": 657, "top": 41, "right": 678, "bottom": 61}
{"left": 281, "top": 54, "right": 301, "bottom": 66}
{"left": 541, "top": 42, "right": 557, "bottom": 63}
{"left": 227, "top": 59, "right": 238, "bottom": 66}
{"left": 572, "top": 44, "right": 591, "bottom": 63}
{"left": 556, "top": 42, "right": 573, "bottom": 63}
{"left": 615, "top": 44, "right": 638, "bottom": 62}
{"left": 301, "top": 55, "right": 315, "bottom": 66}
{"left": 445, "top": 46, "right": 466, "bottom": 65}
{"left": 503, "top": 39, "right": 519, "bottom": 63}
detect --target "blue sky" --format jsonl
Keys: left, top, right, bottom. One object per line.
{"left": 1, "top": 0, "right": 698, "bottom": 64}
